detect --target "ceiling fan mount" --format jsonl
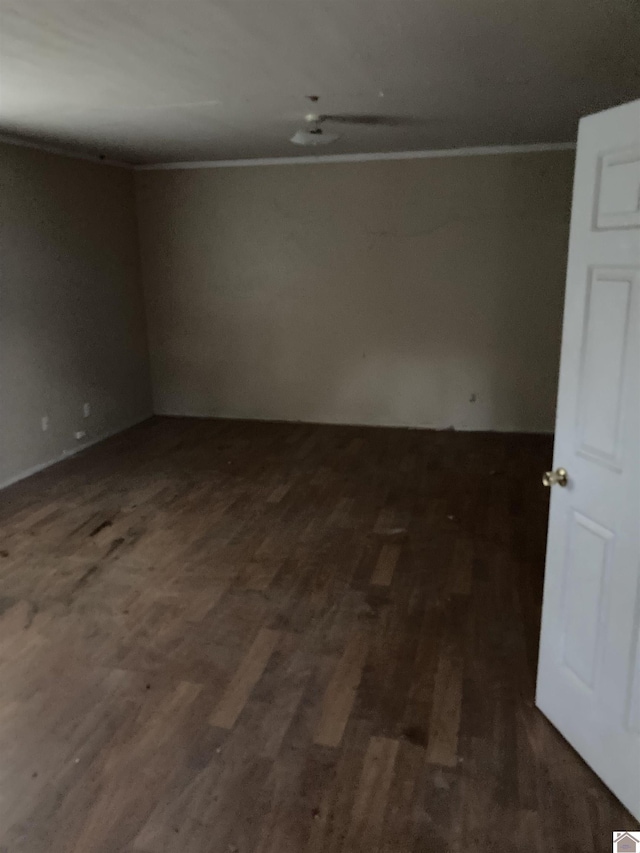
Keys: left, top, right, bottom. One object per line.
{"left": 290, "top": 112, "right": 339, "bottom": 146}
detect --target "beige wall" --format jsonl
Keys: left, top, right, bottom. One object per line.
{"left": 0, "top": 143, "right": 152, "bottom": 487}
{"left": 136, "top": 151, "right": 574, "bottom": 432}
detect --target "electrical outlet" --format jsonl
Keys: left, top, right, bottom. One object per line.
{"left": 41, "top": 415, "right": 49, "bottom": 432}
{"left": 83, "top": 402, "right": 91, "bottom": 418}
{"left": 74, "top": 430, "right": 86, "bottom": 441}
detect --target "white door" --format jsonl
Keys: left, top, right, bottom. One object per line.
{"left": 536, "top": 98, "right": 640, "bottom": 820}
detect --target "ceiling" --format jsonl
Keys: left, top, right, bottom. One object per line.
{"left": 0, "top": 0, "right": 639, "bottom": 165}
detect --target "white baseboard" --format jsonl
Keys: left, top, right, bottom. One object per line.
{"left": 156, "top": 409, "right": 554, "bottom": 435}
{"left": 0, "top": 414, "right": 152, "bottom": 491}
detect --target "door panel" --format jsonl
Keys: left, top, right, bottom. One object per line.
{"left": 577, "top": 269, "right": 633, "bottom": 466}
{"left": 628, "top": 619, "right": 640, "bottom": 734}
{"left": 595, "top": 146, "right": 640, "bottom": 229}
{"left": 562, "top": 511, "right": 612, "bottom": 689}
{"left": 536, "top": 98, "right": 640, "bottom": 820}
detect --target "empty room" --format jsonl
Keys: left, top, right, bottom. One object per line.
{"left": 0, "top": 2, "right": 639, "bottom": 851}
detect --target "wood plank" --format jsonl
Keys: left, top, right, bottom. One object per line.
{"left": 267, "top": 484, "right": 291, "bottom": 504}
{"left": 210, "top": 628, "right": 281, "bottom": 729}
{"left": 343, "top": 736, "right": 400, "bottom": 851}
{"left": 238, "top": 561, "right": 281, "bottom": 592}
{"left": 371, "top": 543, "right": 401, "bottom": 586}
{"left": 314, "top": 629, "right": 369, "bottom": 748}
{"left": 450, "top": 538, "right": 473, "bottom": 595}
{"left": 425, "top": 650, "right": 463, "bottom": 767}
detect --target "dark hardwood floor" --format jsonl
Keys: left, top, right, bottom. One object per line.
{"left": 0, "top": 417, "right": 634, "bottom": 852}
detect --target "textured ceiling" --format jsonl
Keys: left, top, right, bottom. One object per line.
{"left": 1, "top": 0, "right": 639, "bottom": 165}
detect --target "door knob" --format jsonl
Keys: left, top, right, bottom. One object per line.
{"left": 543, "top": 468, "right": 568, "bottom": 487}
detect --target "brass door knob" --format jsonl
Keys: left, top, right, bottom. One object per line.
{"left": 543, "top": 468, "right": 568, "bottom": 487}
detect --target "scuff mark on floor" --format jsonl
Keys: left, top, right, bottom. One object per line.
{"left": 89, "top": 519, "right": 113, "bottom": 537}
{"left": 105, "top": 537, "right": 125, "bottom": 557}
{"left": 67, "top": 564, "right": 102, "bottom": 604}
{"left": 24, "top": 601, "right": 39, "bottom": 629}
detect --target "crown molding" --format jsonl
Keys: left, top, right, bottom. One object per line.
{"left": 0, "top": 133, "right": 576, "bottom": 172}
{"left": 0, "top": 134, "right": 576, "bottom": 172}
{"left": 135, "top": 141, "right": 576, "bottom": 171}
{"left": 0, "top": 133, "right": 132, "bottom": 169}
